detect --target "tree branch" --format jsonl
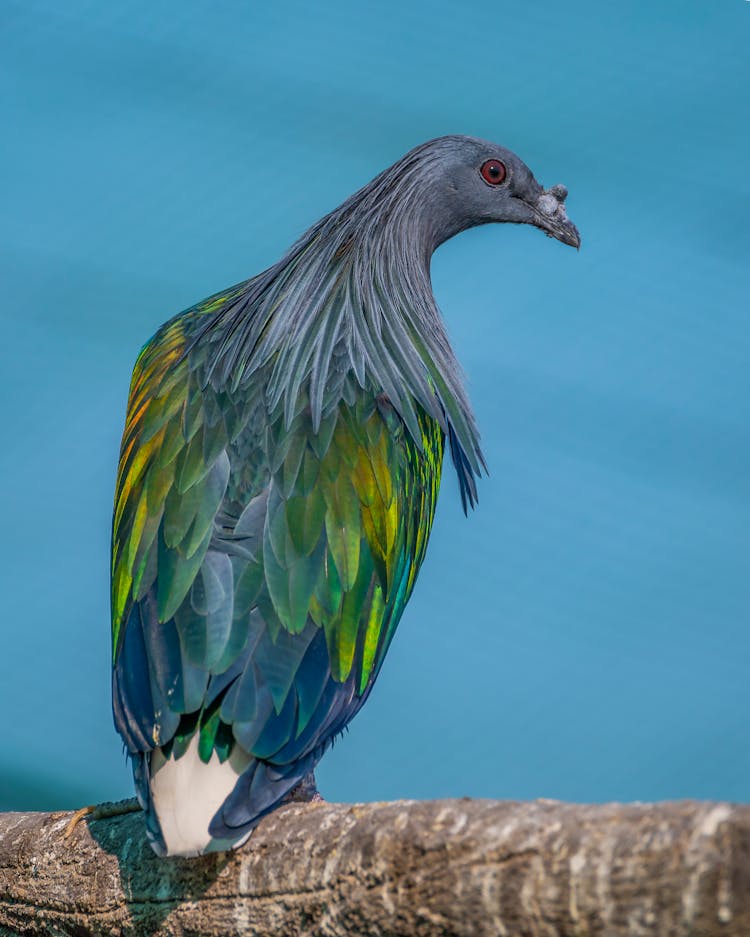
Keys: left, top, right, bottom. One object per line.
{"left": 0, "top": 798, "right": 748, "bottom": 936}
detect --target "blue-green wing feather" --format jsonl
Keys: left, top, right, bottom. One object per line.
{"left": 112, "top": 298, "right": 444, "bottom": 846}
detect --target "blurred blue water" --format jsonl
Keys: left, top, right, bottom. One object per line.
{"left": 1, "top": 0, "right": 748, "bottom": 810}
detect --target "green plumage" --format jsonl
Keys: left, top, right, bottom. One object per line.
{"left": 112, "top": 291, "right": 444, "bottom": 775}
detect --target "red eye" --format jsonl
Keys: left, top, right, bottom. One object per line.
{"left": 480, "top": 159, "right": 507, "bottom": 185}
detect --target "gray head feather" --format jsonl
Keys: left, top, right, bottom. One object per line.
{"left": 196, "top": 135, "right": 579, "bottom": 510}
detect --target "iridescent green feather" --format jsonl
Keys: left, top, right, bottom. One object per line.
{"left": 112, "top": 296, "right": 444, "bottom": 768}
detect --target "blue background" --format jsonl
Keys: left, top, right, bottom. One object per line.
{"left": 1, "top": 1, "right": 748, "bottom": 811}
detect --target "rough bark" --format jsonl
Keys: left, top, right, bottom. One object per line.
{"left": 0, "top": 798, "right": 748, "bottom": 936}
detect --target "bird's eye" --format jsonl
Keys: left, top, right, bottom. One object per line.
{"left": 480, "top": 159, "right": 507, "bottom": 186}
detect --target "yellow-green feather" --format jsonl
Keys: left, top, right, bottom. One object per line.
{"left": 112, "top": 294, "right": 444, "bottom": 772}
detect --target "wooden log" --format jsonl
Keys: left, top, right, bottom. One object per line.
{"left": 0, "top": 798, "right": 748, "bottom": 936}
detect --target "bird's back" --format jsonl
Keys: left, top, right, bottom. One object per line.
{"left": 112, "top": 292, "right": 444, "bottom": 855}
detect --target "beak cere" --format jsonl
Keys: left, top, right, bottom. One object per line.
{"left": 534, "top": 183, "right": 581, "bottom": 249}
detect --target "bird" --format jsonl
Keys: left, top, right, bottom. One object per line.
{"left": 110, "top": 134, "right": 580, "bottom": 857}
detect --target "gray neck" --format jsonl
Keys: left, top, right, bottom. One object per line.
{"left": 200, "top": 172, "right": 485, "bottom": 508}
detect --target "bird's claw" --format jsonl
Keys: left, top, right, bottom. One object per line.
{"left": 63, "top": 805, "right": 95, "bottom": 838}
{"left": 63, "top": 798, "right": 142, "bottom": 839}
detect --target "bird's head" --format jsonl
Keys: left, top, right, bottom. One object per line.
{"left": 383, "top": 135, "right": 580, "bottom": 252}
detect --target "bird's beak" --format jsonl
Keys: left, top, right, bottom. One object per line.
{"left": 531, "top": 184, "right": 581, "bottom": 249}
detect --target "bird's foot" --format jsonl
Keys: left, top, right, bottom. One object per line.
{"left": 283, "top": 771, "right": 324, "bottom": 805}
{"left": 63, "top": 797, "right": 141, "bottom": 839}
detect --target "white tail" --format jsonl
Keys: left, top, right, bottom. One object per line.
{"left": 149, "top": 735, "right": 252, "bottom": 857}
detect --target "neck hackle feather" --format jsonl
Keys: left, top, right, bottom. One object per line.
{"left": 190, "top": 140, "right": 485, "bottom": 510}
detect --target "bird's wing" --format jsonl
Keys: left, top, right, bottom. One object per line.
{"left": 111, "top": 300, "right": 246, "bottom": 752}
{"left": 208, "top": 389, "right": 445, "bottom": 837}
{"left": 112, "top": 308, "right": 443, "bottom": 830}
